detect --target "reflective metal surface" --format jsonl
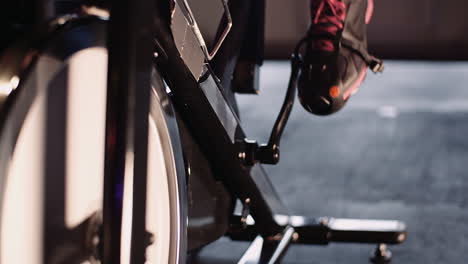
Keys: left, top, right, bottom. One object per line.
{"left": 171, "top": 2, "right": 206, "bottom": 80}
{"left": 148, "top": 69, "right": 189, "bottom": 264}
{"left": 230, "top": 215, "right": 407, "bottom": 246}
{"left": 171, "top": 0, "right": 232, "bottom": 80}
{"left": 0, "top": 16, "right": 108, "bottom": 264}
{"left": 1, "top": 12, "right": 189, "bottom": 263}
{"left": 175, "top": 0, "right": 232, "bottom": 60}
{"left": 199, "top": 67, "right": 239, "bottom": 143}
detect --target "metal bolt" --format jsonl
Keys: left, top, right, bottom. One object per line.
{"left": 92, "top": 235, "right": 100, "bottom": 247}
{"left": 238, "top": 152, "right": 246, "bottom": 160}
{"left": 292, "top": 232, "right": 299, "bottom": 242}
{"left": 57, "top": 18, "right": 66, "bottom": 25}
{"left": 10, "top": 76, "right": 19, "bottom": 90}
{"left": 397, "top": 233, "right": 406, "bottom": 242}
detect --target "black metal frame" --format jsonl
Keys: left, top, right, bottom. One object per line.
{"left": 103, "top": 0, "right": 160, "bottom": 262}
{"left": 153, "top": 0, "right": 287, "bottom": 237}
{"left": 149, "top": 0, "right": 408, "bottom": 263}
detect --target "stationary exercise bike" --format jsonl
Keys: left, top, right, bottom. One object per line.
{"left": 0, "top": 0, "right": 406, "bottom": 263}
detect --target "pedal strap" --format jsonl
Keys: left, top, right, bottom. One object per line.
{"left": 341, "top": 38, "right": 384, "bottom": 73}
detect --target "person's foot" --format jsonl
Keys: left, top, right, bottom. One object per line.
{"left": 298, "top": 0, "right": 384, "bottom": 116}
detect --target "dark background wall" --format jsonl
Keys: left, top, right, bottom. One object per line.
{"left": 265, "top": 0, "right": 468, "bottom": 60}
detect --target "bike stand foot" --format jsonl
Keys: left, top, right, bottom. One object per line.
{"left": 370, "top": 244, "right": 392, "bottom": 264}
{"left": 229, "top": 216, "right": 406, "bottom": 263}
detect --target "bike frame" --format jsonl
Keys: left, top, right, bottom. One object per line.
{"left": 153, "top": 0, "right": 290, "bottom": 236}
{"left": 156, "top": 0, "right": 407, "bottom": 261}
{"left": 23, "top": 0, "right": 406, "bottom": 262}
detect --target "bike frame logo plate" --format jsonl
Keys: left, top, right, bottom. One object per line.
{"left": 171, "top": 0, "right": 232, "bottom": 80}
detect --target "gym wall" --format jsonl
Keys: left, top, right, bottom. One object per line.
{"left": 265, "top": 0, "right": 468, "bottom": 60}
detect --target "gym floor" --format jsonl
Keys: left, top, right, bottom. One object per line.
{"left": 192, "top": 61, "right": 468, "bottom": 263}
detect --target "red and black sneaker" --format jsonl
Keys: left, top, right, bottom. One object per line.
{"left": 298, "top": 0, "right": 384, "bottom": 116}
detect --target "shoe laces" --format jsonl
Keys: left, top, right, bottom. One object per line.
{"left": 310, "top": 0, "right": 346, "bottom": 52}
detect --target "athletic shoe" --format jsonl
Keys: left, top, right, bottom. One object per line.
{"left": 298, "top": 0, "right": 384, "bottom": 115}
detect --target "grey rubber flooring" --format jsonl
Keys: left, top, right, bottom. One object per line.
{"left": 193, "top": 61, "right": 468, "bottom": 264}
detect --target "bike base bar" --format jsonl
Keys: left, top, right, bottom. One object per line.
{"left": 229, "top": 215, "right": 407, "bottom": 246}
